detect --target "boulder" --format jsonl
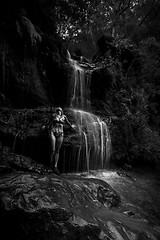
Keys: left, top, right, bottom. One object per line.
{"left": 0, "top": 172, "right": 120, "bottom": 240}
{"left": 0, "top": 171, "right": 159, "bottom": 240}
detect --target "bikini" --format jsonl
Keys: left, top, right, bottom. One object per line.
{"left": 51, "top": 114, "right": 66, "bottom": 137}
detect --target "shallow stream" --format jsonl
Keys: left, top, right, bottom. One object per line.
{"left": 64, "top": 169, "right": 160, "bottom": 239}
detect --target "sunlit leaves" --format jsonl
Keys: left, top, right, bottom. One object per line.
{"left": 49, "top": 0, "right": 160, "bottom": 49}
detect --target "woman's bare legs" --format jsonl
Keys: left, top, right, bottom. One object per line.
{"left": 50, "top": 132, "right": 56, "bottom": 167}
{"left": 54, "top": 135, "right": 63, "bottom": 168}
{"left": 50, "top": 132, "right": 63, "bottom": 172}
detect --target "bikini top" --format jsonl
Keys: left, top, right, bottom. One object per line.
{"left": 52, "top": 114, "right": 66, "bottom": 124}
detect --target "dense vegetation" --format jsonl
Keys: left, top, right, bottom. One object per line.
{"left": 0, "top": 0, "right": 160, "bottom": 169}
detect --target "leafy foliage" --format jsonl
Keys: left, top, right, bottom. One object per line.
{"left": 51, "top": 0, "right": 160, "bottom": 59}
{"left": 95, "top": 36, "right": 160, "bottom": 168}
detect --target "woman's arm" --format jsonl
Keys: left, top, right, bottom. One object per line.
{"left": 65, "top": 115, "right": 76, "bottom": 129}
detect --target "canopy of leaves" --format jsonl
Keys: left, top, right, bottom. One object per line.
{"left": 50, "top": 0, "right": 160, "bottom": 57}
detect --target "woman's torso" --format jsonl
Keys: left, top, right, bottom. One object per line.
{"left": 51, "top": 114, "right": 66, "bottom": 135}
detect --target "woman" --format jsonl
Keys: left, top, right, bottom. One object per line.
{"left": 43, "top": 107, "right": 75, "bottom": 175}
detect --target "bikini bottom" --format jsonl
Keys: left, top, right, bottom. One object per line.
{"left": 52, "top": 131, "right": 64, "bottom": 138}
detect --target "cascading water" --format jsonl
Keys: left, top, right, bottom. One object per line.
{"left": 68, "top": 52, "right": 91, "bottom": 110}
{"left": 65, "top": 51, "right": 111, "bottom": 172}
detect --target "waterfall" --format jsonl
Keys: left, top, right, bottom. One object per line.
{"left": 66, "top": 51, "right": 111, "bottom": 172}
{"left": 68, "top": 51, "right": 91, "bottom": 110}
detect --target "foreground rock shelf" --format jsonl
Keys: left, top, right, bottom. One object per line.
{"left": 0, "top": 169, "right": 160, "bottom": 240}
{"left": 0, "top": 107, "right": 160, "bottom": 239}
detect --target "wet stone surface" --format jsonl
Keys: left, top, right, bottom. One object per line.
{"left": 0, "top": 168, "right": 160, "bottom": 240}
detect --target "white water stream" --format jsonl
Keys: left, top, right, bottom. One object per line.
{"left": 67, "top": 51, "right": 111, "bottom": 171}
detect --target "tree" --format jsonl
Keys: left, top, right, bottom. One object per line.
{"left": 53, "top": 0, "right": 160, "bottom": 49}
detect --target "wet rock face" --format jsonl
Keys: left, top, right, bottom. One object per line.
{"left": 0, "top": 40, "right": 69, "bottom": 108}
{"left": 90, "top": 67, "right": 114, "bottom": 102}
{"left": 97, "top": 185, "right": 120, "bottom": 208}
{"left": 0, "top": 170, "right": 160, "bottom": 240}
{"left": 0, "top": 173, "right": 119, "bottom": 240}
{"left": 0, "top": 151, "right": 53, "bottom": 175}
{"left": 0, "top": 0, "right": 69, "bottom": 108}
